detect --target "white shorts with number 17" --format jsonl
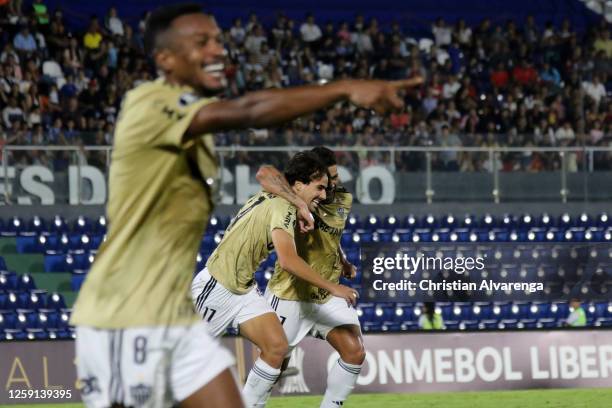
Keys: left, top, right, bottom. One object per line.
{"left": 264, "top": 289, "right": 361, "bottom": 350}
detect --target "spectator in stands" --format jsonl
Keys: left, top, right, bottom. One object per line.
{"left": 32, "top": 0, "right": 49, "bottom": 26}
{"left": 105, "top": 6, "right": 124, "bottom": 37}
{"left": 432, "top": 18, "right": 452, "bottom": 47}
{"left": 13, "top": 25, "right": 37, "bottom": 56}
{"left": 83, "top": 17, "right": 103, "bottom": 50}
{"left": 419, "top": 302, "right": 445, "bottom": 330}
{"left": 300, "top": 13, "right": 322, "bottom": 46}
{"left": 565, "top": 298, "right": 587, "bottom": 327}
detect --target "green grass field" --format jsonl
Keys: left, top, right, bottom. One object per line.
{"left": 2, "top": 388, "right": 612, "bottom": 408}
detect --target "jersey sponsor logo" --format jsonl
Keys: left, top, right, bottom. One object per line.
{"left": 313, "top": 214, "right": 343, "bottom": 237}
{"left": 130, "top": 384, "right": 153, "bottom": 406}
{"left": 79, "top": 376, "right": 101, "bottom": 396}
{"left": 336, "top": 207, "right": 346, "bottom": 218}
{"left": 161, "top": 105, "right": 186, "bottom": 121}
{"left": 283, "top": 211, "right": 295, "bottom": 230}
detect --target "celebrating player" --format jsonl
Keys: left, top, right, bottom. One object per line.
{"left": 71, "top": 2, "right": 422, "bottom": 406}
{"left": 192, "top": 151, "right": 359, "bottom": 407}
{"left": 258, "top": 147, "right": 364, "bottom": 407}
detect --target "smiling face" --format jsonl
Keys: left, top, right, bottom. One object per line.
{"left": 294, "top": 174, "right": 328, "bottom": 212}
{"left": 155, "top": 13, "right": 226, "bottom": 95}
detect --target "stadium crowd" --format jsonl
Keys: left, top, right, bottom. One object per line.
{"left": 0, "top": 2, "right": 610, "bottom": 171}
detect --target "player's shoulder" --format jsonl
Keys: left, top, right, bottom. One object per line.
{"left": 123, "top": 78, "right": 215, "bottom": 111}
{"left": 266, "top": 192, "right": 296, "bottom": 211}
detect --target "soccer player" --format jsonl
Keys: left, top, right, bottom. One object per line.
{"left": 71, "top": 2, "right": 422, "bottom": 406}
{"left": 192, "top": 151, "right": 359, "bottom": 408}
{"left": 257, "top": 147, "right": 364, "bottom": 408}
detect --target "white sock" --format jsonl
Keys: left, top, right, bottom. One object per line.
{"left": 243, "top": 358, "right": 280, "bottom": 408}
{"left": 320, "top": 359, "right": 362, "bottom": 408}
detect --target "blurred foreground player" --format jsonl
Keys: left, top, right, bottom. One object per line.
{"left": 258, "top": 147, "right": 365, "bottom": 408}
{"left": 72, "top": 1, "right": 422, "bottom": 406}
{"left": 192, "top": 152, "right": 359, "bottom": 408}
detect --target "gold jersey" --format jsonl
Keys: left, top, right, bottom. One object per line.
{"left": 71, "top": 78, "right": 217, "bottom": 328}
{"left": 207, "top": 192, "right": 296, "bottom": 294}
{"left": 268, "top": 189, "right": 352, "bottom": 303}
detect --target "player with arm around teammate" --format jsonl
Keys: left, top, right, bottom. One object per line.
{"left": 191, "top": 152, "right": 358, "bottom": 408}
{"left": 257, "top": 147, "right": 365, "bottom": 408}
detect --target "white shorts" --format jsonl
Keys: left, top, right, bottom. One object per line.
{"left": 264, "top": 289, "right": 361, "bottom": 350}
{"left": 75, "top": 321, "right": 235, "bottom": 408}
{"left": 191, "top": 267, "right": 275, "bottom": 337}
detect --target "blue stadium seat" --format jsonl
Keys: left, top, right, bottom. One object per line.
{"left": 26, "top": 328, "right": 48, "bottom": 340}
{"left": 365, "top": 215, "right": 381, "bottom": 230}
{"left": 499, "top": 319, "right": 518, "bottom": 329}
{"left": 0, "top": 310, "right": 16, "bottom": 330}
{"left": 0, "top": 271, "right": 16, "bottom": 292}
{"left": 16, "top": 274, "right": 36, "bottom": 291}
{"left": 15, "top": 310, "right": 37, "bottom": 330}
{"left": 49, "top": 215, "right": 69, "bottom": 234}
{"left": 44, "top": 254, "right": 68, "bottom": 272}
{"left": 72, "top": 216, "right": 94, "bottom": 234}
{"left": 362, "top": 322, "right": 381, "bottom": 333}
{"left": 71, "top": 270, "right": 88, "bottom": 291}
{"left": 444, "top": 320, "right": 459, "bottom": 330}
{"left": 94, "top": 215, "right": 108, "bottom": 234}
{"left": 1, "top": 217, "right": 24, "bottom": 236}
{"left": 26, "top": 216, "right": 47, "bottom": 234}
{"left": 519, "top": 319, "right": 538, "bottom": 329}
{"left": 3, "top": 328, "right": 27, "bottom": 340}
{"left": 382, "top": 215, "right": 400, "bottom": 229}
{"left": 45, "top": 293, "right": 66, "bottom": 310}
{"left": 459, "top": 320, "right": 479, "bottom": 330}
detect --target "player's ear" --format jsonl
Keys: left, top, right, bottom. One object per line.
{"left": 155, "top": 49, "right": 175, "bottom": 72}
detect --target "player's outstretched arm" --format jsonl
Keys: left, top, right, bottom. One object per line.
{"left": 256, "top": 165, "right": 314, "bottom": 233}
{"left": 185, "top": 77, "right": 423, "bottom": 138}
{"left": 272, "top": 228, "right": 358, "bottom": 305}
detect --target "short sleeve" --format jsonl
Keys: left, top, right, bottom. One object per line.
{"left": 269, "top": 198, "right": 296, "bottom": 238}
{"left": 117, "top": 83, "right": 215, "bottom": 149}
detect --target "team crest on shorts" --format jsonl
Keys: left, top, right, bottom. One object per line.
{"left": 130, "top": 384, "right": 153, "bottom": 406}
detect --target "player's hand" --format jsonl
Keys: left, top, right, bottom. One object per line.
{"left": 296, "top": 202, "right": 314, "bottom": 233}
{"left": 331, "top": 284, "right": 359, "bottom": 306}
{"left": 346, "top": 76, "right": 424, "bottom": 114}
{"left": 341, "top": 260, "right": 357, "bottom": 279}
